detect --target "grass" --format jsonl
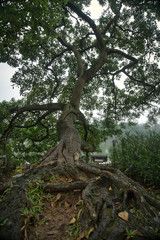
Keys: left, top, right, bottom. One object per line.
{"left": 110, "top": 130, "right": 160, "bottom": 186}
{"left": 21, "top": 181, "right": 55, "bottom": 221}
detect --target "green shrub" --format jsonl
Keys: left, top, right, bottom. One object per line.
{"left": 110, "top": 130, "right": 160, "bottom": 186}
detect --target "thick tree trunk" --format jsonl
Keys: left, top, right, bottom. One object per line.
{"left": 41, "top": 103, "right": 81, "bottom": 167}
{"left": 0, "top": 106, "right": 160, "bottom": 239}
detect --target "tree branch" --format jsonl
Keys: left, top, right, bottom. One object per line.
{"left": 10, "top": 103, "right": 65, "bottom": 114}
{"left": 57, "top": 35, "right": 84, "bottom": 76}
{"left": 14, "top": 111, "right": 52, "bottom": 129}
{"left": 123, "top": 70, "right": 155, "bottom": 88}
{"left": 44, "top": 49, "right": 68, "bottom": 70}
{"left": 107, "top": 48, "right": 138, "bottom": 76}
{"left": 85, "top": 50, "right": 107, "bottom": 83}
{"left": 67, "top": 1, "right": 105, "bottom": 50}
{"left": 102, "top": 13, "right": 120, "bottom": 35}
{"left": 108, "top": 48, "right": 138, "bottom": 63}
{"left": 1, "top": 103, "right": 65, "bottom": 139}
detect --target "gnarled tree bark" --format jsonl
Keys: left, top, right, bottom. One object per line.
{"left": 0, "top": 134, "right": 160, "bottom": 239}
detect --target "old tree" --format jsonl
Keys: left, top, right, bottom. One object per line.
{"left": 0, "top": 0, "right": 160, "bottom": 239}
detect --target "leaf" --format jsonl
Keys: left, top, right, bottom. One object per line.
{"left": 77, "top": 232, "right": 86, "bottom": 240}
{"left": 67, "top": 179, "right": 73, "bottom": 183}
{"left": 54, "top": 193, "right": 61, "bottom": 202}
{"left": 77, "top": 209, "right": 82, "bottom": 221}
{"left": 0, "top": 218, "right": 8, "bottom": 226}
{"left": 118, "top": 211, "right": 129, "bottom": 221}
{"left": 47, "top": 230, "right": 57, "bottom": 235}
{"left": 86, "top": 227, "right": 94, "bottom": 239}
{"left": 69, "top": 217, "right": 76, "bottom": 225}
{"left": 65, "top": 201, "right": 70, "bottom": 208}
{"left": 50, "top": 201, "right": 56, "bottom": 208}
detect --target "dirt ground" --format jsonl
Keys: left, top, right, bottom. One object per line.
{"left": 1, "top": 169, "right": 160, "bottom": 240}
{"left": 28, "top": 190, "right": 83, "bottom": 240}
{"left": 0, "top": 171, "right": 86, "bottom": 240}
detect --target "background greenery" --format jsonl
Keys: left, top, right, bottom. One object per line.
{"left": 110, "top": 124, "right": 160, "bottom": 186}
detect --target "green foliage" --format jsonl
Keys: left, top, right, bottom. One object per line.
{"left": 0, "top": 99, "right": 59, "bottom": 167}
{"left": 0, "top": 0, "right": 160, "bottom": 162}
{"left": 0, "top": 0, "right": 67, "bottom": 65}
{"left": 110, "top": 130, "right": 160, "bottom": 186}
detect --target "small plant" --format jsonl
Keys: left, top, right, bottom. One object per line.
{"left": 0, "top": 218, "right": 8, "bottom": 226}
{"left": 67, "top": 223, "right": 81, "bottom": 239}
{"left": 21, "top": 207, "right": 30, "bottom": 217}
{"left": 0, "top": 183, "right": 13, "bottom": 202}
{"left": 14, "top": 163, "right": 23, "bottom": 174}
{"left": 21, "top": 180, "right": 55, "bottom": 221}
{"left": 125, "top": 228, "right": 141, "bottom": 239}
{"left": 21, "top": 182, "right": 45, "bottom": 220}
{"left": 66, "top": 203, "right": 83, "bottom": 240}
{"left": 150, "top": 227, "right": 159, "bottom": 235}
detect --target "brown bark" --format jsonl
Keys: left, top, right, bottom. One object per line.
{"left": 0, "top": 107, "right": 160, "bottom": 240}
{"left": 40, "top": 103, "right": 81, "bottom": 166}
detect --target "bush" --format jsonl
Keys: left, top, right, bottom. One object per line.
{"left": 110, "top": 130, "right": 160, "bottom": 186}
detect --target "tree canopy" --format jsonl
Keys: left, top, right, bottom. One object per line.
{"left": 0, "top": 0, "right": 160, "bottom": 159}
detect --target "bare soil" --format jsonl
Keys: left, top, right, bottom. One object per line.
{"left": 28, "top": 190, "right": 82, "bottom": 240}
{"left": 0, "top": 171, "right": 84, "bottom": 240}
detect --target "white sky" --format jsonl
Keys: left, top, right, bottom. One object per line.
{"left": 0, "top": 63, "right": 20, "bottom": 101}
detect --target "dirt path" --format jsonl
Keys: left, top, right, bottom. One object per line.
{"left": 28, "top": 190, "right": 82, "bottom": 240}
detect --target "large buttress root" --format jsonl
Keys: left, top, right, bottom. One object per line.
{"left": 0, "top": 158, "right": 160, "bottom": 239}
{"left": 76, "top": 164, "right": 160, "bottom": 240}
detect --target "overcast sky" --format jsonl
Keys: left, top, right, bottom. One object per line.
{"left": 0, "top": 63, "right": 20, "bottom": 101}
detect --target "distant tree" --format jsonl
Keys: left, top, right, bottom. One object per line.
{"left": 0, "top": 1, "right": 160, "bottom": 239}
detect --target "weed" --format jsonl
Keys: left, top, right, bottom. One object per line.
{"left": 0, "top": 183, "right": 13, "bottom": 202}
{"left": 0, "top": 218, "right": 8, "bottom": 226}
{"left": 21, "top": 180, "right": 54, "bottom": 222}
{"left": 125, "top": 228, "right": 142, "bottom": 239}
{"left": 150, "top": 227, "right": 159, "bottom": 235}
{"left": 67, "top": 223, "right": 81, "bottom": 239}
{"left": 14, "top": 163, "right": 23, "bottom": 174}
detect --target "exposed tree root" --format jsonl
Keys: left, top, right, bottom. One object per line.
{"left": 0, "top": 159, "right": 160, "bottom": 240}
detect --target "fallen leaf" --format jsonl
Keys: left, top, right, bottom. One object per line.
{"left": 47, "top": 230, "right": 58, "bottom": 235}
{"left": 77, "top": 232, "right": 86, "bottom": 240}
{"left": 50, "top": 201, "right": 56, "bottom": 208}
{"left": 69, "top": 217, "right": 76, "bottom": 224}
{"left": 67, "top": 179, "right": 73, "bottom": 183}
{"left": 54, "top": 193, "right": 61, "bottom": 202}
{"left": 86, "top": 227, "right": 94, "bottom": 239}
{"left": 49, "top": 210, "right": 56, "bottom": 215}
{"left": 118, "top": 211, "right": 129, "bottom": 221}
{"left": 64, "top": 201, "right": 70, "bottom": 208}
